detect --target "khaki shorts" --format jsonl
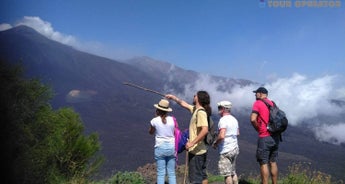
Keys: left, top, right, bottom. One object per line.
{"left": 218, "top": 147, "right": 239, "bottom": 176}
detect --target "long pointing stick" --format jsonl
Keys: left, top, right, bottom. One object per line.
{"left": 123, "top": 82, "right": 165, "bottom": 97}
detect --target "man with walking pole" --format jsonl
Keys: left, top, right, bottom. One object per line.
{"left": 123, "top": 82, "right": 211, "bottom": 183}
{"left": 166, "top": 91, "right": 211, "bottom": 184}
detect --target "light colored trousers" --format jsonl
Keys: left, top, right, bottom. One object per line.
{"left": 154, "top": 142, "right": 176, "bottom": 184}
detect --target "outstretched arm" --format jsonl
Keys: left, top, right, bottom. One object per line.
{"left": 165, "top": 94, "right": 192, "bottom": 110}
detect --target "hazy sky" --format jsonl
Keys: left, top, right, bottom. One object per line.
{"left": 1, "top": 0, "right": 345, "bottom": 144}
{"left": 1, "top": 0, "right": 344, "bottom": 83}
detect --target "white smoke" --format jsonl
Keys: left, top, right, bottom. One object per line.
{"left": 177, "top": 73, "right": 345, "bottom": 145}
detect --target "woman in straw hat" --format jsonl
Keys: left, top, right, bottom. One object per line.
{"left": 149, "top": 99, "right": 177, "bottom": 184}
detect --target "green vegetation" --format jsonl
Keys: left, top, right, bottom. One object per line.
{"left": 279, "top": 162, "right": 335, "bottom": 184}
{"left": 1, "top": 60, "right": 104, "bottom": 184}
{"left": 93, "top": 171, "right": 146, "bottom": 184}
{"left": 93, "top": 162, "right": 342, "bottom": 184}
{"left": 207, "top": 162, "right": 342, "bottom": 184}
{"left": 86, "top": 163, "right": 343, "bottom": 184}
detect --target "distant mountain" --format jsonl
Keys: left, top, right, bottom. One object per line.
{"left": 1, "top": 25, "right": 344, "bottom": 181}
{"left": 125, "top": 56, "right": 253, "bottom": 94}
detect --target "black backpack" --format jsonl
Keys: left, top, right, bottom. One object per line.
{"left": 260, "top": 99, "right": 288, "bottom": 141}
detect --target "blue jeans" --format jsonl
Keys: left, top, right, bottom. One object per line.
{"left": 154, "top": 142, "right": 176, "bottom": 184}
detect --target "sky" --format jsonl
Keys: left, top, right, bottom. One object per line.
{"left": 1, "top": 0, "right": 344, "bottom": 82}
{"left": 1, "top": 0, "right": 345, "bottom": 144}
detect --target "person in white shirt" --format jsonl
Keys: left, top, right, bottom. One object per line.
{"left": 213, "top": 101, "right": 240, "bottom": 184}
{"left": 149, "top": 99, "right": 176, "bottom": 184}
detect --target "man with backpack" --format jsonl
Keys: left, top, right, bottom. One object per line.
{"left": 250, "top": 87, "right": 280, "bottom": 184}
{"left": 166, "top": 91, "right": 211, "bottom": 184}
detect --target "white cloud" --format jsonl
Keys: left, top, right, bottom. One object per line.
{"left": 334, "top": 83, "right": 345, "bottom": 100}
{"left": 265, "top": 73, "right": 342, "bottom": 123}
{"left": 314, "top": 123, "right": 345, "bottom": 145}
{"left": 175, "top": 73, "right": 345, "bottom": 144}
{"left": 188, "top": 73, "right": 343, "bottom": 125}
{"left": 16, "top": 16, "right": 78, "bottom": 46}
{"left": 2, "top": 16, "right": 136, "bottom": 60}
{"left": 0, "top": 23, "right": 12, "bottom": 31}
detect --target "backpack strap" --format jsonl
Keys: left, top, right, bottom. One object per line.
{"left": 194, "top": 108, "right": 210, "bottom": 128}
{"left": 258, "top": 99, "right": 269, "bottom": 125}
{"left": 260, "top": 99, "right": 273, "bottom": 108}
{"left": 260, "top": 99, "right": 283, "bottom": 141}
{"left": 194, "top": 108, "right": 214, "bottom": 145}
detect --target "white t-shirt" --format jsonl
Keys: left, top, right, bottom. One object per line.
{"left": 217, "top": 114, "right": 239, "bottom": 154}
{"left": 150, "top": 116, "right": 175, "bottom": 147}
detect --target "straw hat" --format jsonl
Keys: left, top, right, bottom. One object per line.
{"left": 154, "top": 99, "right": 172, "bottom": 112}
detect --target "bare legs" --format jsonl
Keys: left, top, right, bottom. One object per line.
{"left": 202, "top": 179, "right": 208, "bottom": 184}
{"left": 225, "top": 174, "right": 238, "bottom": 184}
{"left": 270, "top": 162, "right": 278, "bottom": 184}
{"left": 260, "top": 162, "right": 278, "bottom": 184}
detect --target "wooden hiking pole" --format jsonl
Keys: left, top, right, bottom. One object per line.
{"left": 183, "top": 151, "right": 188, "bottom": 184}
{"left": 123, "top": 82, "right": 165, "bottom": 97}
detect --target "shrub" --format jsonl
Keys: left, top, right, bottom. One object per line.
{"left": 108, "top": 171, "right": 145, "bottom": 184}
{"left": 1, "top": 61, "right": 104, "bottom": 183}
{"left": 281, "top": 162, "right": 332, "bottom": 184}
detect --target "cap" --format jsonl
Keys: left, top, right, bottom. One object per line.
{"left": 253, "top": 87, "right": 268, "bottom": 94}
{"left": 217, "top": 100, "right": 232, "bottom": 109}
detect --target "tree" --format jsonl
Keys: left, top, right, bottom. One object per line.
{"left": 1, "top": 60, "right": 104, "bottom": 184}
